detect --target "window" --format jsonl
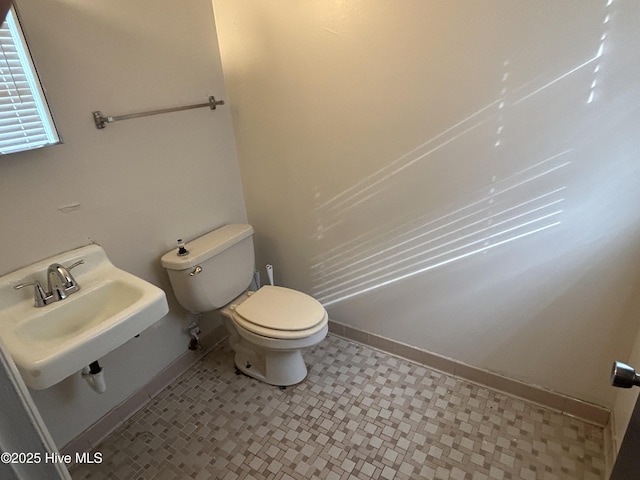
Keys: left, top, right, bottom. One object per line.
{"left": 0, "top": 6, "right": 61, "bottom": 155}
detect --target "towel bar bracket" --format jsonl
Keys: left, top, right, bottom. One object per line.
{"left": 92, "top": 95, "right": 225, "bottom": 129}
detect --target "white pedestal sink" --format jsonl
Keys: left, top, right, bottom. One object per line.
{"left": 0, "top": 244, "right": 168, "bottom": 389}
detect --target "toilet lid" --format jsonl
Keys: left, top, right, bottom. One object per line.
{"left": 234, "top": 286, "right": 326, "bottom": 331}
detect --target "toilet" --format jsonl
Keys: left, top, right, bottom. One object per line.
{"left": 160, "top": 224, "right": 328, "bottom": 386}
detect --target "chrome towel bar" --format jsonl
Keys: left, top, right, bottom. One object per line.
{"left": 92, "top": 95, "right": 225, "bottom": 129}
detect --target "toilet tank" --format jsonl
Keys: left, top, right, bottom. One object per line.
{"left": 160, "top": 224, "right": 255, "bottom": 314}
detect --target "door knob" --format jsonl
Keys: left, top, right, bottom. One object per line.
{"left": 611, "top": 361, "right": 640, "bottom": 388}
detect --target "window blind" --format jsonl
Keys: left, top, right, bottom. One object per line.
{"left": 0, "top": 7, "right": 60, "bottom": 155}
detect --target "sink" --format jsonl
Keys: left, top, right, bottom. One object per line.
{"left": 0, "top": 244, "right": 168, "bottom": 389}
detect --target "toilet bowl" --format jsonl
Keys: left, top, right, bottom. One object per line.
{"left": 160, "top": 224, "right": 328, "bottom": 386}
{"left": 221, "top": 286, "right": 328, "bottom": 386}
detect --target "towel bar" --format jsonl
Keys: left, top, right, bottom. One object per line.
{"left": 92, "top": 95, "right": 224, "bottom": 129}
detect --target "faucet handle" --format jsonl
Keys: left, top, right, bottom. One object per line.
{"left": 68, "top": 260, "right": 85, "bottom": 271}
{"left": 66, "top": 259, "right": 84, "bottom": 287}
{"left": 56, "top": 260, "right": 84, "bottom": 285}
{"left": 57, "top": 260, "right": 84, "bottom": 294}
{"left": 65, "top": 260, "right": 85, "bottom": 286}
{"left": 14, "top": 281, "right": 55, "bottom": 307}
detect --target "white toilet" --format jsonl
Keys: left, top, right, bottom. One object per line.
{"left": 160, "top": 224, "right": 328, "bottom": 386}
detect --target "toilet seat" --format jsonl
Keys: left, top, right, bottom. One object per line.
{"left": 231, "top": 286, "right": 328, "bottom": 340}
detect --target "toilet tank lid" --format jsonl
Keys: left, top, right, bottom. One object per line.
{"left": 160, "top": 224, "right": 254, "bottom": 270}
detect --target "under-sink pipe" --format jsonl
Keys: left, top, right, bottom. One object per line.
{"left": 81, "top": 360, "right": 106, "bottom": 394}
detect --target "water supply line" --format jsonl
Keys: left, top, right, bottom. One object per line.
{"left": 187, "top": 320, "right": 202, "bottom": 350}
{"left": 81, "top": 361, "right": 106, "bottom": 394}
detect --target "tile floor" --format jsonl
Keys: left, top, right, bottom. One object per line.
{"left": 70, "top": 334, "right": 606, "bottom": 479}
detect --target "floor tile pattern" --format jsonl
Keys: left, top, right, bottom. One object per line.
{"left": 70, "top": 334, "right": 605, "bottom": 479}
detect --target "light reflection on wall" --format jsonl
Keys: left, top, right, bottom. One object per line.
{"left": 312, "top": 99, "right": 500, "bottom": 233}
{"left": 312, "top": 152, "right": 569, "bottom": 306}
{"left": 310, "top": 1, "right": 613, "bottom": 307}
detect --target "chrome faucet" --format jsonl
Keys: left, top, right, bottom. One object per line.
{"left": 47, "top": 261, "right": 83, "bottom": 300}
{"left": 14, "top": 260, "right": 84, "bottom": 307}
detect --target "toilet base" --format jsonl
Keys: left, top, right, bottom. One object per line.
{"left": 221, "top": 316, "right": 326, "bottom": 387}
{"left": 233, "top": 347, "right": 308, "bottom": 387}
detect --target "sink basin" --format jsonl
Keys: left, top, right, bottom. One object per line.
{"left": 0, "top": 244, "right": 168, "bottom": 389}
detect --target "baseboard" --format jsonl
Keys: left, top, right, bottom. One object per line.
{"left": 328, "top": 320, "right": 611, "bottom": 427}
{"left": 61, "top": 324, "right": 228, "bottom": 457}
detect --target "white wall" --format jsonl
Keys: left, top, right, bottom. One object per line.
{"left": 0, "top": 0, "right": 245, "bottom": 446}
{"left": 213, "top": 0, "right": 640, "bottom": 408}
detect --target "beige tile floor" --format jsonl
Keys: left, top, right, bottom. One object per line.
{"left": 70, "top": 334, "right": 605, "bottom": 479}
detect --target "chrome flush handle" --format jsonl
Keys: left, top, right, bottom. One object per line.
{"left": 189, "top": 266, "right": 202, "bottom": 276}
